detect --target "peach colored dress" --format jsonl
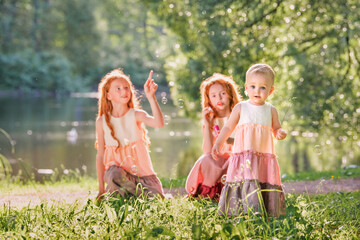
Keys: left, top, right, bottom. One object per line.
{"left": 102, "top": 108, "right": 164, "bottom": 197}
{"left": 218, "top": 100, "right": 285, "bottom": 217}
{"left": 185, "top": 117, "right": 233, "bottom": 200}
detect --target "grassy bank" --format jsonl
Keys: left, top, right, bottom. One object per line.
{"left": 0, "top": 167, "right": 359, "bottom": 238}
{"left": 1, "top": 191, "right": 359, "bottom": 239}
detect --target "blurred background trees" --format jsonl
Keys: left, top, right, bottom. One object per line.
{"left": 0, "top": 0, "right": 172, "bottom": 92}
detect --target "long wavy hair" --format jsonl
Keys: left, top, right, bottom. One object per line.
{"left": 97, "top": 68, "right": 150, "bottom": 150}
{"left": 200, "top": 73, "right": 242, "bottom": 117}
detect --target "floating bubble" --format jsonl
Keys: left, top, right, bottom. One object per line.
{"left": 314, "top": 145, "right": 322, "bottom": 155}
{"left": 161, "top": 96, "right": 168, "bottom": 105}
{"left": 221, "top": 174, "right": 227, "bottom": 184}
{"left": 164, "top": 115, "right": 170, "bottom": 125}
{"left": 130, "top": 165, "right": 139, "bottom": 175}
{"left": 177, "top": 99, "right": 185, "bottom": 109}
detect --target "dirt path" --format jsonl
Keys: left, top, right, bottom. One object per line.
{"left": 1, "top": 178, "right": 359, "bottom": 208}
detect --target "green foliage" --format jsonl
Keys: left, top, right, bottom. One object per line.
{"left": 0, "top": 192, "right": 359, "bottom": 238}
{"left": 0, "top": 0, "right": 173, "bottom": 92}
{"left": 144, "top": 0, "right": 360, "bottom": 136}
{"left": 0, "top": 50, "right": 74, "bottom": 92}
{"left": 60, "top": 0, "right": 100, "bottom": 80}
{"left": 142, "top": 0, "right": 360, "bottom": 169}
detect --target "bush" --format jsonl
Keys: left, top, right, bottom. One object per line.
{"left": 0, "top": 50, "right": 78, "bottom": 93}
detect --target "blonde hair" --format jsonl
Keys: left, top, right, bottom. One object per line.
{"left": 200, "top": 73, "right": 242, "bottom": 117}
{"left": 97, "top": 68, "right": 150, "bottom": 150}
{"left": 246, "top": 63, "right": 275, "bottom": 86}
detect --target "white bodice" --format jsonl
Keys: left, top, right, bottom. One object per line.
{"left": 238, "top": 100, "right": 272, "bottom": 127}
{"left": 102, "top": 108, "right": 140, "bottom": 146}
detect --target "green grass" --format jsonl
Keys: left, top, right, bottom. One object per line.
{"left": 281, "top": 165, "right": 360, "bottom": 182}
{"left": 0, "top": 191, "right": 359, "bottom": 239}
{"left": 0, "top": 165, "right": 359, "bottom": 239}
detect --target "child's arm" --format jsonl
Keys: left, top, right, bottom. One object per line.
{"left": 136, "top": 70, "right": 164, "bottom": 128}
{"left": 202, "top": 107, "right": 215, "bottom": 154}
{"left": 95, "top": 117, "right": 106, "bottom": 198}
{"left": 271, "top": 106, "right": 287, "bottom": 140}
{"left": 211, "top": 103, "right": 241, "bottom": 159}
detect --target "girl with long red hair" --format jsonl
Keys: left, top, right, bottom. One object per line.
{"left": 186, "top": 73, "right": 242, "bottom": 200}
{"left": 96, "top": 68, "right": 164, "bottom": 199}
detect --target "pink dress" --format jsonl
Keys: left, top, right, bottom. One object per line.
{"left": 102, "top": 108, "right": 164, "bottom": 197}
{"left": 186, "top": 117, "right": 233, "bottom": 200}
{"left": 218, "top": 100, "right": 285, "bottom": 217}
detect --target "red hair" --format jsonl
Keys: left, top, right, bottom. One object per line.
{"left": 200, "top": 73, "right": 242, "bottom": 117}
{"left": 97, "top": 68, "right": 150, "bottom": 150}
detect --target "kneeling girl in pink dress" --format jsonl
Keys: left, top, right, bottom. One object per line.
{"left": 212, "top": 64, "right": 287, "bottom": 217}
{"left": 96, "top": 69, "right": 165, "bottom": 199}
{"left": 186, "top": 73, "right": 242, "bottom": 200}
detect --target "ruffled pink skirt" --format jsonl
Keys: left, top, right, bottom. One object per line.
{"left": 218, "top": 151, "right": 285, "bottom": 217}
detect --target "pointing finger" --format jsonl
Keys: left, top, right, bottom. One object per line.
{"left": 148, "top": 70, "right": 153, "bottom": 81}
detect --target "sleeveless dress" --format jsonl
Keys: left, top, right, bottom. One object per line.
{"left": 185, "top": 117, "right": 233, "bottom": 200}
{"left": 218, "top": 100, "right": 285, "bottom": 217}
{"left": 102, "top": 108, "right": 164, "bottom": 197}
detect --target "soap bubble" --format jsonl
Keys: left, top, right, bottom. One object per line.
{"left": 177, "top": 99, "right": 185, "bottom": 109}
{"left": 130, "top": 165, "right": 139, "bottom": 175}
{"left": 314, "top": 145, "right": 322, "bottom": 155}
{"left": 221, "top": 174, "right": 227, "bottom": 184}
{"left": 161, "top": 96, "right": 168, "bottom": 104}
{"left": 164, "top": 115, "right": 170, "bottom": 125}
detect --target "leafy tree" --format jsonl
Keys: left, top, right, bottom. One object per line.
{"left": 94, "top": 0, "right": 176, "bottom": 87}
{"left": 144, "top": 0, "right": 360, "bottom": 168}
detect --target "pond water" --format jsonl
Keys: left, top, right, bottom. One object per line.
{"left": 0, "top": 94, "right": 357, "bottom": 179}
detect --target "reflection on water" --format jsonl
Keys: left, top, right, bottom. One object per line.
{"left": 0, "top": 95, "right": 358, "bottom": 179}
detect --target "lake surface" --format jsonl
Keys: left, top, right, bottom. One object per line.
{"left": 0, "top": 94, "right": 357, "bottom": 179}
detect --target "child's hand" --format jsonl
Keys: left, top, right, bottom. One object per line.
{"left": 275, "top": 128, "right": 287, "bottom": 140}
{"left": 144, "top": 70, "right": 158, "bottom": 99}
{"left": 211, "top": 143, "right": 221, "bottom": 160}
{"left": 202, "top": 106, "right": 214, "bottom": 126}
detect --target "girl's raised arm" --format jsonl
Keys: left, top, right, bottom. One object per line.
{"left": 271, "top": 106, "right": 287, "bottom": 140}
{"left": 212, "top": 103, "right": 241, "bottom": 159}
{"left": 96, "top": 116, "right": 106, "bottom": 198}
{"left": 136, "top": 70, "right": 165, "bottom": 128}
